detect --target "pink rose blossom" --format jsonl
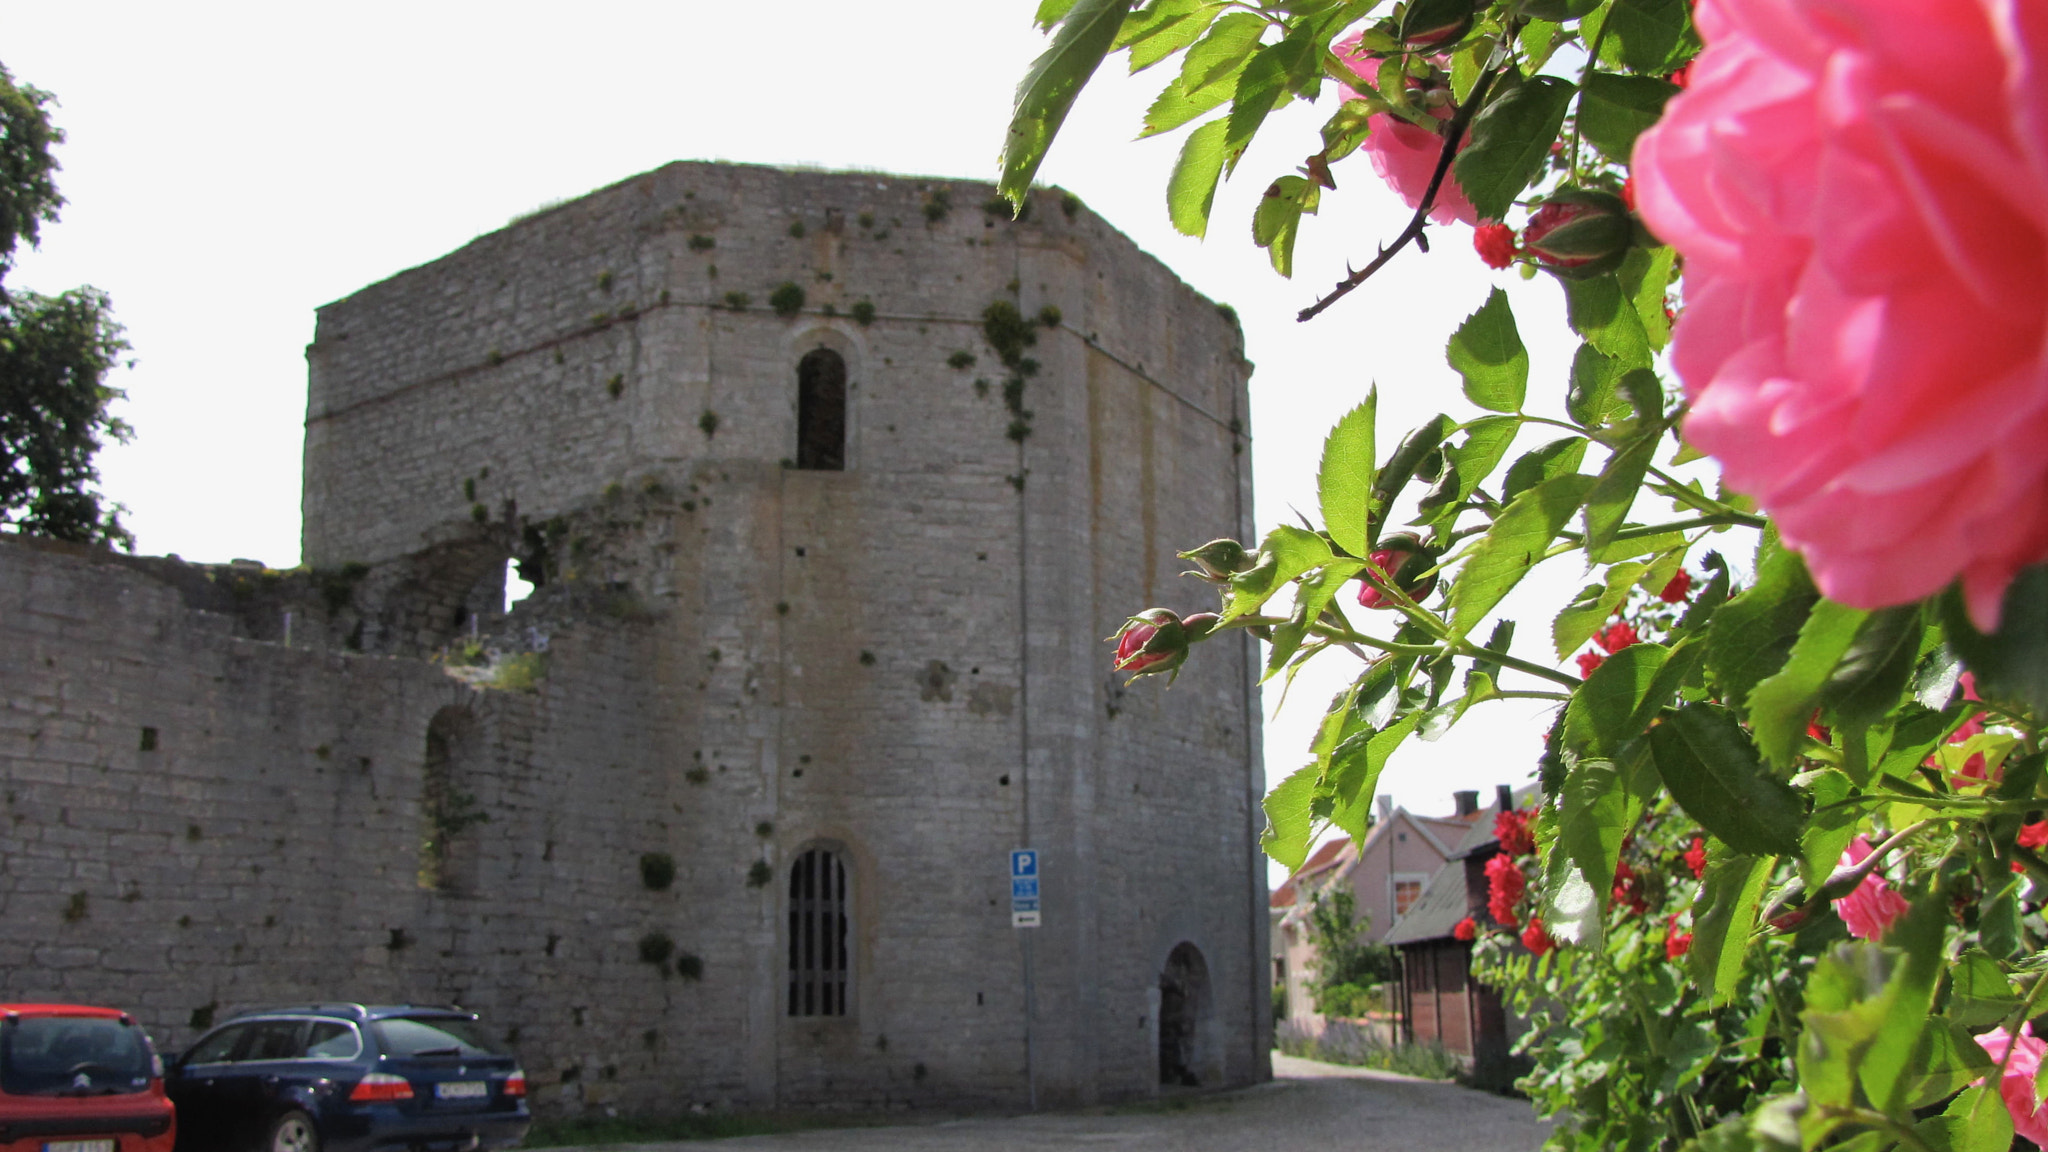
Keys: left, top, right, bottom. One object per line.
{"left": 1832, "top": 836, "right": 1910, "bottom": 941}
{"left": 1632, "top": 0, "right": 2048, "bottom": 631}
{"left": 1975, "top": 1024, "right": 2048, "bottom": 1146}
{"left": 1333, "top": 34, "right": 1479, "bottom": 227}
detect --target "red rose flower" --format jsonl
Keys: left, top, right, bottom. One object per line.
{"left": 1493, "top": 808, "right": 1535, "bottom": 857}
{"left": 1575, "top": 650, "right": 1607, "bottom": 679}
{"left": 1521, "top": 917, "right": 1554, "bottom": 956}
{"left": 2020, "top": 822, "right": 2048, "bottom": 851}
{"left": 1610, "top": 859, "right": 1649, "bottom": 915}
{"left": 1683, "top": 837, "right": 1707, "bottom": 880}
{"left": 1453, "top": 916, "right": 1476, "bottom": 942}
{"left": 1665, "top": 912, "right": 1693, "bottom": 960}
{"left": 1595, "top": 620, "right": 1640, "bottom": 654}
{"left": 1485, "top": 852, "right": 1526, "bottom": 927}
{"left": 1659, "top": 568, "right": 1692, "bottom": 603}
{"left": 1473, "top": 222, "right": 1517, "bottom": 269}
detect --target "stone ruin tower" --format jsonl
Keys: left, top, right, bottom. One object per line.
{"left": 0, "top": 161, "right": 1265, "bottom": 1115}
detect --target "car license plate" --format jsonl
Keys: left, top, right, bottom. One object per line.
{"left": 436, "top": 1079, "right": 487, "bottom": 1099}
{"left": 45, "top": 1141, "right": 116, "bottom": 1152}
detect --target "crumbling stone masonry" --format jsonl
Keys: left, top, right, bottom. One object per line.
{"left": 0, "top": 161, "right": 1267, "bottom": 1115}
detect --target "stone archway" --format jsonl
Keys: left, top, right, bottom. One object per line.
{"left": 1158, "top": 941, "right": 1211, "bottom": 1087}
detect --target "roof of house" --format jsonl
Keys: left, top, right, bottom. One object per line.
{"left": 1269, "top": 837, "right": 1351, "bottom": 908}
{"left": 1383, "top": 859, "right": 1475, "bottom": 946}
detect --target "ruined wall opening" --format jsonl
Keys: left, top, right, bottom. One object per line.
{"left": 786, "top": 845, "right": 851, "bottom": 1017}
{"left": 796, "top": 348, "right": 846, "bottom": 471}
{"left": 418, "top": 706, "right": 486, "bottom": 893}
{"left": 1158, "top": 941, "right": 1212, "bottom": 1087}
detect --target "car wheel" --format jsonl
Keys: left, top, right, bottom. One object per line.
{"left": 261, "top": 1110, "right": 320, "bottom": 1152}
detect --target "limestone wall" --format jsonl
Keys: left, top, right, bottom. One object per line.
{"left": 3, "top": 162, "right": 1267, "bottom": 1117}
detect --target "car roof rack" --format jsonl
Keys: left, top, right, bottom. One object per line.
{"left": 245, "top": 1003, "right": 372, "bottom": 1020}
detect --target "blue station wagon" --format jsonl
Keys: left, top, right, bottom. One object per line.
{"left": 166, "top": 1004, "right": 526, "bottom": 1152}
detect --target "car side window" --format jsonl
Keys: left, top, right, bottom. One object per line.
{"left": 241, "top": 1020, "right": 306, "bottom": 1062}
{"left": 301, "top": 1021, "right": 359, "bottom": 1059}
{"left": 183, "top": 1024, "right": 248, "bottom": 1065}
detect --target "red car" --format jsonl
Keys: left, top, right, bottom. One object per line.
{"left": 0, "top": 1004, "right": 175, "bottom": 1152}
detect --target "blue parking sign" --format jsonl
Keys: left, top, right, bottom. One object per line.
{"left": 1010, "top": 849, "right": 1037, "bottom": 878}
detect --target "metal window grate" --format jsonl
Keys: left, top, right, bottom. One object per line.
{"left": 787, "top": 847, "right": 849, "bottom": 1017}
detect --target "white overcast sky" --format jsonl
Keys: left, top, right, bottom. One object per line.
{"left": 7, "top": 2, "right": 1656, "bottom": 882}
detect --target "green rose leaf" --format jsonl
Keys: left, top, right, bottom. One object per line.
{"left": 1649, "top": 703, "right": 1804, "bottom": 858}
{"left": 1140, "top": 58, "right": 1242, "bottom": 137}
{"left": 1687, "top": 844, "right": 1772, "bottom": 1006}
{"left": 1577, "top": 72, "right": 1679, "bottom": 163}
{"left": 1559, "top": 757, "right": 1642, "bottom": 904}
{"left": 1225, "top": 34, "right": 1317, "bottom": 173}
{"left": 1602, "top": 0, "right": 1698, "bottom": 73}
{"left": 1252, "top": 174, "right": 1320, "bottom": 278}
{"left": 1501, "top": 436, "right": 1588, "bottom": 504}
{"left": 1453, "top": 74, "right": 1576, "bottom": 222}
{"left": 1563, "top": 641, "right": 1668, "bottom": 758}
{"left": 1166, "top": 118, "right": 1231, "bottom": 237}
{"left": 1317, "top": 392, "right": 1376, "bottom": 557}
{"left": 1941, "top": 562, "right": 2048, "bottom": 720}
{"left": 1450, "top": 472, "right": 1597, "bottom": 638}
{"left": 1116, "top": 0, "right": 1223, "bottom": 73}
{"left": 1447, "top": 287, "right": 1528, "bottom": 413}
{"left": 1223, "top": 524, "right": 1333, "bottom": 621}
{"left": 1259, "top": 762, "right": 1319, "bottom": 869}
{"left": 1706, "top": 532, "right": 1819, "bottom": 721}
{"left": 1746, "top": 599, "right": 1870, "bottom": 768}
{"left": 1326, "top": 711, "right": 1424, "bottom": 839}
{"left": 1948, "top": 950, "right": 2021, "bottom": 1029}
{"left": 1001, "top": 0, "right": 1142, "bottom": 207}
{"left": 1563, "top": 272, "right": 1653, "bottom": 369}
{"left": 1581, "top": 431, "right": 1658, "bottom": 559}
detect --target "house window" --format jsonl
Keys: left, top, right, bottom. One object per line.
{"left": 787, "top": 846, "right": 850, "bottom": 1017}
{"left": 1393, "top": 878, "right": 1425, "bottom": 917}
{"left": 796, "top": 348, "right": 846, "bottom": 470}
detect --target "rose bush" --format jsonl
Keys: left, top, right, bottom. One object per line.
{"left": 1002, "top": 0, "right": 2048, "bottom": 1147}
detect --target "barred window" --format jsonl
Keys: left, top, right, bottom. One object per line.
{"left": 787, "top": 847, "right": 850, "bottom": 1017}
{"left": 796, "top": 348, "right": 846, "bottom": 471}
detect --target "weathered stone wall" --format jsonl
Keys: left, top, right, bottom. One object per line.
{"left": 2, "top": 162, "right": 1266, "bottom": 1117}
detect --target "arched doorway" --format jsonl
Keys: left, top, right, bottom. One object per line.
{"left": 1158, "top": 942, "right": 1211, "bottom": 1087}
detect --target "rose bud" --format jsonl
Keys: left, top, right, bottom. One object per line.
{"left": 1398, "top": 0, "right": 1478, "bottom": 47}
{"left": 1521, "top": 189, "right": 1634, "bottom": 280}
{"left": 1109, "top": 608, "right": 1212, "bottom": 682}
{"left": 1355, "top": 533, "right": 1439, "bottom": 610}
{"left": 1178, "top": 539, "right": 1255, "bottom": 583}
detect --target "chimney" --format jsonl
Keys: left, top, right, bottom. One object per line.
{"left": 1453, "top": 790, "right": 1479, "bottom": 816}
{"left": 1375, "top": 796, "right": 1394, "bottom": 822}
{"left": 1497, "top": 784, "right": 1516, "bottom": 813}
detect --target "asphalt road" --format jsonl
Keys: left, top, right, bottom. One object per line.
{"left": 550, "top": 1054, "right": 1551, "bottom": 1151}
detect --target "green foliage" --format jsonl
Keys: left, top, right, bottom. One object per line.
{"left": 687, "top": 234, "right": 714, "bottom": 251}
{"left": 850, "top": 299, "right": 876, "bottom": 326}
{"left": 0, "top": 63, "right": 131, "bottom": 548}
{"left": 636, "top": 931, "right": 674, "bottom": 966}
{"left": 722, "top": 291, "right": 750, "bottom": 311}
{"left": 1302, "top": 888, "right": 1394, "bottom": 1012}
{"left": 768, "top": 282, "right": 804, "bottom": 317}
{"left": 1275, "top": 1019, "right": 1461, "bottom": 1080}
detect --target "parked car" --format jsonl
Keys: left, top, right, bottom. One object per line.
{"left": 0, "top": 1002, "right": 177, "bottom": 1152}
{"left": 166, "top": 1004, "right": 527, "bottom": 1152}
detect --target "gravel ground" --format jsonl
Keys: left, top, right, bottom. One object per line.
{"left": 547, "top": 1053, "right": 1551, "bottom": 1152}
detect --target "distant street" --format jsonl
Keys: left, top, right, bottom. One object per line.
{"left": 551, "top": 1054, "right": 1551, "bottom": 1152}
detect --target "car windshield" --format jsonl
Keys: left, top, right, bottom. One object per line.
{"left": 1, "top": 1015, "right": 153, "bottom": 1097}
{"left": 372, "top": 1017, "right": 500, "bottom": 1059}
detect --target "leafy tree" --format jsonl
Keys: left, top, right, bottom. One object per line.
{"left": 1304, "top": 886, "right": 1393, "bottom": 1016}
{"left": 0, "top": 61, "right": 131, "bottom": 548}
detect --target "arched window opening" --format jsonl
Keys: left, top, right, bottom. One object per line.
{"left": 1159, "top": 942, "right": 1212, "bottom": 1087}
{"left": 419, "top": 707, "right": 485, "bottom": 892}
{"left": 796, "top": 348, "right": 846, "bottom": 471}
{"left": 787, "top": 847, "right": 850, "bottom": 1017}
